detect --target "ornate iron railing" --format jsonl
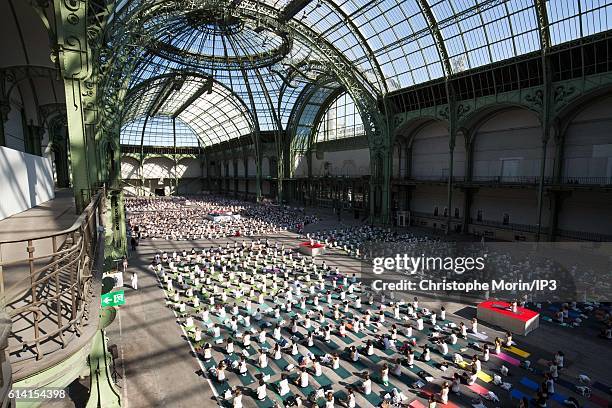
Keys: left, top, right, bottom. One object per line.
{"left": 0, "top": 188, "right": 105, "bottom": 378}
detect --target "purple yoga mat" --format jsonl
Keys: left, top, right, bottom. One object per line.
{"left": 494, "top": 351, "right": 520, "bottom": 366}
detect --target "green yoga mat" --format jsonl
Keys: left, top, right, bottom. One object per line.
{"left": 296, "top": 384, "right": 315, "bottom": 399}
{"left": 350, "top": 381, "right": 382, "bottom": 407}
{"left": 258, "top": 364, "right": 276, "bottom": 378}
{"left": 347, "top": 357, "right": 369, "bottom": 372}
{"left": 365, "top": 353, "right": 382, "bottom": 364}
{"left": 334, "top": 364, "right": 353, "bottom": 379}
{"left": 236, "top": 370, "right": 256, "bottom": 386}
{"left": 327, "top": 339, "right": 342, "bottom": 350}
{"left": 314, "top": 373, "right": 334, "bottom": 388}
{"left": 271, "top": 356, "right": 291, "bottom": 371}
{"left": 353, "top": 331, "right": 367, "bottom": 339}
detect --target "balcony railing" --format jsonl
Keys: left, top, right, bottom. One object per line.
{"left": 393, "top": 174, "right": 612, "bottom": 186}
{"left": 556, "top": 229, "right": 612, "bottom": 242}
{"left": 468, "top": 217, "right": 540, "bottom": 233}
{"left": 556, "top": 177, "right": 612, "bottom": 186}
{"left": 470, "top": 176, "right": 547, "bottom": 184}
{"left": 0, "top": 188, "right": 105, "bottom": 379}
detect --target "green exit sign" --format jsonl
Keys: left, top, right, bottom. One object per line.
{"left": 101, "top": 290, "right": 126, "bottom": 307}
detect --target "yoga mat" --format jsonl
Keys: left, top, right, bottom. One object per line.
{"left": 259, "top": 364, "right": 276, "bottom": 378}
{"left": 408, "top": 399, "right": 427, "bottom": 408}
{"left": 468, "top": 332, "right": 488, "bottom": 341}
{"left": 590, "top": 394, "right": 611, "bottom": 408}
{"left": 467, "top": 383, "right": 489, "bottom": 395}
{"left": 520, "top": 377, "right": 539, "bottom": 391}
{"left": 503, "top": 345, "right": 530, "bottom": 358}
{"left": 271, "top": 356, "right": 291, "bottom": 372}
{"left": 360, "top": 390, "right": 382, "bottom": 407}
{"left": 313, "top": 372, "right": 334, "bottom": 388}
{"left": 365, "top": 353, "right": 382, "bottom": 364}
{"left": 494, "top": 351, "right": 520, "bottom": 366}
{"left": 510, "top": 389, "right": 531, "bottom": 401}
{"left": 348, "top": 357, "right": 369, "bottom": 372}
{"left": 395, "top": 372, "right": 416, "bottom": 386}
{"left": 456, "top": 362, "right": 492, "bottom": 383}
{"left": 210, "top": 379, "right": 230, "bottom": 397}
{"left": 327, "top": 339, "right": 342, "bottom": 350}
{"left": 383, "top": 347, "right": 397, "bottom": 356}
{"left": 236, "top": 370, "right": 256, "bottom": 386}
{"left": 334, "top": 364, "right": 353, "bottom": 379}
{"left": 550, "top": 393, "right": 569, "bottom": 403}
{"left": 477, "top": 371, "right": 493, "bottom": 383}
{"left": 296, "top": 384, "right": 315, "bottom": 399}
{"left": 339, "top": 335, "right": 354, "bottom": 345}
{"left": 353, "top": 331, "right": 367, "bottom": 339}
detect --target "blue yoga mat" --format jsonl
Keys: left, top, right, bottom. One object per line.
{"left": 520, "top": 377, "right": 539, "bottom": 391}
{"left": 510, "top": 389, "right": 531, "bottom": 401}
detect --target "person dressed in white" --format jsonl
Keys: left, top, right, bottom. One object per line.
{"left": 131, "top": 272, "right": 138, "bottom": 290}
{"left": 438, "top": 340, "right": 448, "bottom": 356}
{"left": 422, "top": 345, "right": 431, "bottom": 362}
{"left": 471, "top": 355, "right": 481, "bottom": 372}
{"left": 258, "top": 350, "right": 268, "bottom": 368}
{"left": 439, "top": 382, "right": 449, "bottom": 404}
{"left": 256, "top": 379, "right": 267, "bottom": 401}
{"left": 273, "top": 344, "right": 282, "bottom": 360}
{"left": 325, "top": 392, "right": 335, "bottom": 408}
{"left": 278, "top": 375, "right": 290, "bottom": 396}
{"left": 392, "top": 358, "right": 402, "bottom": 376}
{"left": 407, "top": 349, "right": 415, "bottom": 367}
{"left": 313, "top": 359, "right": 322, "bottom": 376}
{"left": 217, "top": 361, "right": 226, "bottom": 382}
{"left": 345, "top": 388, "right": 356, "bottom": 408}
{"left": 451, "top": 373, "right": 461, "bottom": 394}
{"left": 298, "top": 368, "right": 309, "bottom": 387}
{"left": 381, "top": 364, "right": 389, "bottom": 386}
{"left": 460, "top": 322, "right": 467, "bottom": 338}
{"left": 362, "top": 373, "right": 372, "bottom": 395}
{"left": 203, "top": 343, "right": 212, "bottom": 361}
{"left": 238, "top": 356, "right": 248, "bottom": 376}
{"left": 232, "top": 389, "right": 243, "bottom": 408}
{"left": 331, "top": 354, "right": 340, "bottom": 370}
{"left": 554, "top": 351, "right": 564, "bottom": 369}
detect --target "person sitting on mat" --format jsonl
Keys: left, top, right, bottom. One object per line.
{"left": 438, "top": 381, "right": 450, "bottom": 404}
{"left": 451, "top": 373, "right": 461, "bottom": 394}
{"left": 232, "top": 388, "right": 243, "bottom": 408}
{"left": 256, "top": 379, "right": 267, "bottom": 401}
{"left": 361, "top": 372, "right": 372, "bottom": 395}
{"left": 462, "top": 367, "right": 478, "bottom": 385}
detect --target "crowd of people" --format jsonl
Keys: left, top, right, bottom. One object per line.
{"left": 145, "top": 241, "right": 604, "bottom": 408}
{"left": 126, "top": 196, "right": 318, "bottom": 240}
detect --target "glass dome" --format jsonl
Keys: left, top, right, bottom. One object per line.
{"left": 146, "top": 7, "right": 292, "bottom": 70}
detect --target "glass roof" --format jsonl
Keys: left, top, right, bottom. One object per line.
{"left": 121, "top": 75, "right": 254, "bottom": 147}
{"left": 112, "top": 0, "right": 612, "bottom": 148}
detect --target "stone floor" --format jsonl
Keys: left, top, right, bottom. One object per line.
{"left": 106, "top": 216, "right": 612, "bottom": 408}
{"left": 3, "top": 199, "right": 609, "bottom": 408}
{"left": 0, "top": 188, "right": 76, "bottom": 242}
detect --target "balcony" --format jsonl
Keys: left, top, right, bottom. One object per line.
{"left": 393, "top": 174, "right": 612, "bottom": 190}
{"left": 468, "top": 217, "right": 540, "bottom": 233}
